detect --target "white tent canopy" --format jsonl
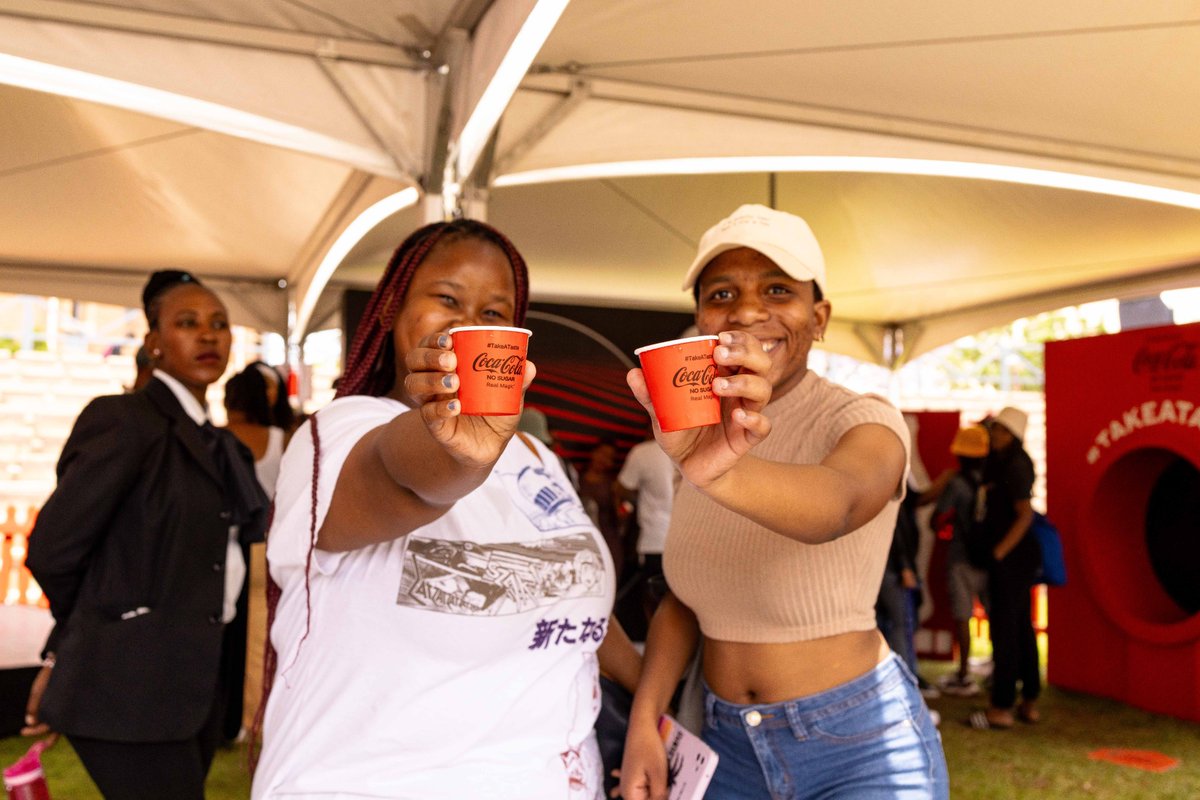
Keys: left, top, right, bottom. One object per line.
{"left": 2, "top": 0, "right": 1199, "bottom": 365}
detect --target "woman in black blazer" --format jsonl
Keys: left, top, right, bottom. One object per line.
{"left": 22, "top": 270, "right": 268, "bottom": 799}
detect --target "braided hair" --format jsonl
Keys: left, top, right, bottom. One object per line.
{"left": 251, "top": 219, "right": 530, "bottom": 771}
{"left": 336, "top": 219, "right": 530, "bottom": 399}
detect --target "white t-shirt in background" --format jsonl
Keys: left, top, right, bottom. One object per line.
{"left": 253, "top": 425, "right": 285, "bottom": 499}
{"left": 616, "top": 440, "right": 676, "bottom": 556}
{"left": 253, "top": 396, "right": 615, "bottom": 800}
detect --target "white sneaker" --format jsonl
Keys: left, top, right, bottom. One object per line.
{"left": 941, "top": 675, "right": 981, "bottom": 697}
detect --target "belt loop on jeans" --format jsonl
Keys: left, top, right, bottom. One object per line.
{"left": 704, "top": 688, "right": 718, "bottom": 730}
{"left": 785, "top": 702, "right": 809, "bottom": 741}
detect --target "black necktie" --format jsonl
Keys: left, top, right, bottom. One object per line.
{"left": 199, "top": 421, "right": 269, "bottom": 544}
{"left": 199, "top": 420, "right": 225, "bottom": 469}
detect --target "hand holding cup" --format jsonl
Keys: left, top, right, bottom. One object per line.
{"left": 449, "top": 326, "right": 532, "bottom": 415}
{"left": 403, "top": 328, "right": 536, "bottom": 468}
{"left": 634, "top": 335, "right": 722, "bottom": 432}
{"left": 627, "top": 330, "right": 772, "bottom": 489}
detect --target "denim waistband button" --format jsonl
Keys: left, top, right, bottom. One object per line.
{"left": 744, "top": 710, "right": 762, "bottom": 727}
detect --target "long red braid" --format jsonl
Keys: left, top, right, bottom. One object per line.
{"left": 250, "top": 219, "right": 531, "bottom": 771}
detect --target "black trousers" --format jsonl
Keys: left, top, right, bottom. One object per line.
{"left": 987, "top": 544, "right": 1041, "bottom": 710}
{"left": 69, "top": 678, "right": 227, "bottom": 800}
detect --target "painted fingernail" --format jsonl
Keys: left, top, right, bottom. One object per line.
{"left": 448, "top": 399, "right": 459, "bottom": 413}
{"left": 442, "top": 374, "right": 455, "bottom": 390}
{"left": 438, "top": 334, "right": 450, "bottom": 349}
{"left": 719, "top": 332, "right": 733, "bottom": 344}
{"left": 715, "top": 346, "right": 729, "bottom": 360}
{"left": 714, "top": 378, "right": 729, "bottom": 391}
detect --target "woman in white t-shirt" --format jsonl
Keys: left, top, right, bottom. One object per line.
{"left": 252, "top": 219, "right": 641, "bottom": 800}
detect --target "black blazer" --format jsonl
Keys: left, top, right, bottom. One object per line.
{"left": 27, "top": 378, "right": 266, "bottom": 742}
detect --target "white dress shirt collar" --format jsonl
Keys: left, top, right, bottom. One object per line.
{"left": 153, "top": 368, "right": 208, "bottom": 426}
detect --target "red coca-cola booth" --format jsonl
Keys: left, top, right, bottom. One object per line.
{"left": 1045, "top": 322, "right": 1200, "bottom": 722}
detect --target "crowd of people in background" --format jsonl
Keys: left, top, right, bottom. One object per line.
{"left": 17, "top": 207, "right": 1050, "bottom": 799}
{"left": 872, "top": 406, "right": 1043, "bottom": 733}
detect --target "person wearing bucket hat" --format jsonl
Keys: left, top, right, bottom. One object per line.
{"left": 930, "top": 424, "right": 991, "bottom": 697}
{"left": 252, "top": 220, "right": 641, "bottom": 800}
{"left": 991, "top": 406, "right": 1028, "bottom": 442}
{"left": 621, "top": 207, "right": 947, "bottom": 799}
{"left": 967, "top": 406, "right": 1042, "bottom": 730}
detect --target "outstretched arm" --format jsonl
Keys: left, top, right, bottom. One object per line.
{"left": 627, "top": 331, "right": 773, "bottom": 493}
{"left": 698, "top": 422, "right": 907, "bottom": 544}
{"left": 919, "top": 467, "right": 956, "bottom": 506}
{"left": 319, "top": 332, "right": 537, "bottom": 551}
{"left": 628, "top": 330, "right": 906, "bottom": 544}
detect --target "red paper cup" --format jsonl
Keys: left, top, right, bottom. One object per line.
{"left": 3, "top": 740, "right": 51, "bottom": 800}
{"left": 635, "top": 335, "right": 721, "bottom": 432}
{"left": 448, "top": 326, "right": 532, "bottom": 415}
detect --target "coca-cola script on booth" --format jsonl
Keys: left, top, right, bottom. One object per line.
{"left": 634, "top": 335, "right": 721, "bottom": 432}
{"left": 448, "top": 326, "right": 532, "bottom": 415}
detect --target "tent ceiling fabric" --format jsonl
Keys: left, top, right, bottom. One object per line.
{"left": 0, "top": 81, "right": 408, "bottom": 332}
{"left": 510, "top": 1, "right": 1200, "bottom": 183}
{"left": 1, "top": 1, "right": 1198, "bottom": 364}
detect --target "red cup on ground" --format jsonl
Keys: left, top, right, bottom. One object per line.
{"left": 635, "top": 335, "right": 721, "bottom": 432}
{"left": 3, "top": 740, "right": 52, "bottom": 800}
{"left": 448, "top": 326, "right": 532, "bottom": 415}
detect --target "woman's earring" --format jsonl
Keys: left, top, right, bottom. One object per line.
{"left": 152, "top": 349, "right": 162, "bottom": 358}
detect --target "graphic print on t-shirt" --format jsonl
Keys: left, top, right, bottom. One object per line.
{"left": 502, "top": 464, "right": 592, "bottom": 532}
{"left": 397, "top": 533, "right": 606, "bottom": 615}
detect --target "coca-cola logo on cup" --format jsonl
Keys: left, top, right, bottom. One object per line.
{"left": 1132, "top": 340, "right": 1197, "bottom": 374}
{"left": 672, "top": 364, "right": 717, "bottom": 388}
{"left": 472, "top": 353, "right": 525, "bottom": 375}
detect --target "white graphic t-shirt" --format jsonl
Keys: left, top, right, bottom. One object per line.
{"left": 253, "top": 396, "right": 614, "bottom": 800}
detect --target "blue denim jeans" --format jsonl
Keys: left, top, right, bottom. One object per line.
{"left": 701, "top": 653, "right": 948, "bottom": 799}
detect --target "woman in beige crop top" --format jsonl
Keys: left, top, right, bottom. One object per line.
{"left": 619, "top": 206, "right": 948, "bottom": 800}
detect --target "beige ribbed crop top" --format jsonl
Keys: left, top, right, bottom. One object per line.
{"left": 664, "top": 371, "right": 910, "bottom": 643}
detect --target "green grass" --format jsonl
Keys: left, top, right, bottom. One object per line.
{"left": 4, "top": 669, "right": 1199, "bottom": 798}
{"left": 923, "top": 661, "right": 1200, "bottom": 799}
{"left": 0, "top": 736, "right": 253, "bottom": 799}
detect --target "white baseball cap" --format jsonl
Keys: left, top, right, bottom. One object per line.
{"left": 681, "top": 204, "right": 826, "bottom": 294}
